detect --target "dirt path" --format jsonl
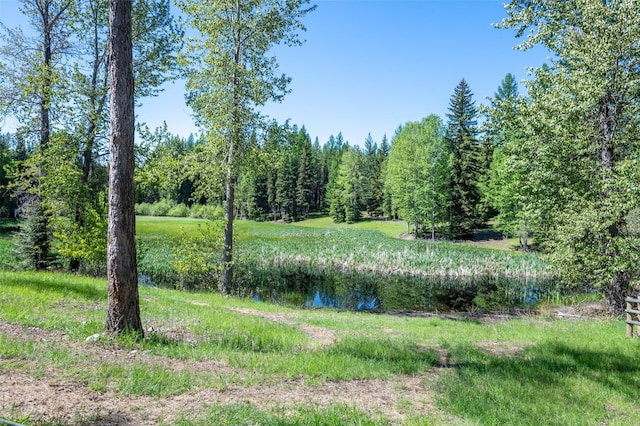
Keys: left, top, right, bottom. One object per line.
{"left": 1, "top": 368, "right": 444, "bottom": 425}
{"left": 0, "top": 318, "right": 448, "bottom": 425}
{"left": 228, "top": 307, "right": 338, "bottom": 349}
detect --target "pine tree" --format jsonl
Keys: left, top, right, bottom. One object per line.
{"left": 445, "top": 79, "right": 481, "bottom": 238}
{"left": 362, "top": 133, "right": 383, "bottom": 216}
{"left": 296, "top": 148, "right": 313, "bottom": 219}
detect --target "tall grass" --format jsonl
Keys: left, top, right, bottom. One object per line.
{"left": 136, "top": 217, "right": 550, "bottom": 284}
{"left": 133, "top": 216, "right": 553, "bottom": 311}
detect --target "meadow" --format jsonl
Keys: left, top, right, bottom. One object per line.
{"left": 3, "top": 216, "right": 635, "bottom": 425}
{"left": 1, "top": 270, "right": 638, "bottom": 425}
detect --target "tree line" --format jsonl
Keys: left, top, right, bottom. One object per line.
{"left": 134, "top": 77, "right": 489, "bottom": 240}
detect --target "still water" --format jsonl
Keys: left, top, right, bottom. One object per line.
{"left": 242, "top": 265, "right": 552, "bottom": 312}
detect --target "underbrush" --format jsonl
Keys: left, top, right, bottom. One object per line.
{"left": 135, "top": 199, "right": 224, "bottom": 220}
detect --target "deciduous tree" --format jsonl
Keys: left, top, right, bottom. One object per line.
{"left": 176, "top": 0, "right": 315, "bottom": 293}
{"left": 499, "top": 0, "right": 640, "bottom": 312}
{"left": 386, "top": 115, "right": 448, "bottom": 239}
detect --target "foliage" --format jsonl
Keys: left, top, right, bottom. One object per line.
{"left": 386, "top": 115, "right": 448, "bottom": 239}
{"left": 0, "top": 0, "right": 182, "bottom": 274}
{"left": 13, "top": 204, "right": 58, "bottom": 270}
{"left": 330, "top": 147, "right": 365, "bottom": 223}
{"left": 171, "top": 221, "right": 224, "bottom": 291}
{"left": 498, "top": 0, "right": 640, "bottom": 312}
{"left": 483, "top": 73, "right": 535, "bottom": 250}
{"left": 53, "top": 200, "right": 108, "bottom": 276}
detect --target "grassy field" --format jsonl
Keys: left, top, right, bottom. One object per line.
{"left": 0, "top": 271, "right": 638, "bottom": 425}
{"left": 136, "top": 216, "right": 550, "bottom": 283}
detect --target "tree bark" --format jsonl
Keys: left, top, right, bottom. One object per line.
{"left": 599, "top": 93, "right": 630, "bottom": 314}
{"left": 105, "top": 0, "right": 143, "bottom": 336}
{"left": 221, "top": 163, "right": 235, "bottom": 294}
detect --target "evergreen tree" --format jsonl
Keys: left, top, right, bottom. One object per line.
{"left": 312, "top": 137, "right": 324, "bottom": 212}
{"left": 330, "top": 147, "right": 364, "bottom": 224}
{"left": 445, "top": 79, "right": 481, "bottom": 238}
{"left": 478, "top": 74, "right": 519, "bottom": 223}
{"left": 362, "top": 133, "right": 384, "bottom": 216}
{"left": 296, "top": 148, "right": 313, "bottom": 219}
{"left": 106, "top": 0, "right": 143, "bottom": 336}
{"left": 323, "top": 133, "right": 348, "bottom": 212}
{"left": 483, "top": 73, "right": 532, "bottom": 249}
{"left": 379, "top": 134, "right": 394, "bottom": 219}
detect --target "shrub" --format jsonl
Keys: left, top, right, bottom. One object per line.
{"left": 171, "top": 220, "right": 224, "bottom": 290}
{"left": 149, "top": 199, "right": 173, "bottom": 217}
{"left": 167, "top": 203, "right": 189, "bottom": 218}
{"left": 136, "top": 203, "right": 152, "bottom": 216}
{"left": 188, "top": 204, "right": 224, "bottom": 220}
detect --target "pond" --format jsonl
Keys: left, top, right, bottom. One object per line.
{"left": 239, "top": 264, "right": 554, "bottom": 312}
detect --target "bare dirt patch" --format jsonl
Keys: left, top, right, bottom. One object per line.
{"left": 228, "top": 307, "right": 337, "bottom": 348}
{"left": 1, "top": 367, "right": 447, "bottom": 425}
{"left": 0, "top": 316, "right": 450, "bottom": 424}
{"left": 475, "top": 341, "right": 531, "bottom": 357}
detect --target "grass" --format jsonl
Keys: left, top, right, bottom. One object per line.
{"left": 293, "top": 215, "right": 408, "bottom": 238}
{"left": 174, "top": 404, "right": 387, "bottom": 426}
{"left": 136, "top": 216, "right": 550, "bottom": 285}
{"left": 1, "top": 271, "right": 639, "bottom": 424}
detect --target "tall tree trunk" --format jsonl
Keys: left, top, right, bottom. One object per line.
{"left": 32, "top": 0, "right": 57, "bottom": 270}
{"left": 106, "top": 0, "right": 143, "bottom": 336}
{"left": 221, "top": 1, "right": 242, "bottom": 295}
{"left": 599, "top": 93, "right": 629, "bottom": 314}
{"left": 221, "top": 162, "right": 235, "bottom": 294}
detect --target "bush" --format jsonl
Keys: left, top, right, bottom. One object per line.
{"left": 167, "top": 203, "right": 189, "bottom": 217}
{"left": 149, "top": 199, "right": 173, "bottom": 217}
{"left": 136, "top": 203, "right": 152, "bottom": 216}
{"left": 189, "top": 204, "right": 224, "bottom": 220}
{"left": 171, "top": 221, "right": 224, "bottom": 290}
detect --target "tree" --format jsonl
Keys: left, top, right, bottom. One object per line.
{"left": 105, "top": 0, "right": 143, "bottom": 336}
{"left": 386, "top": 115, "right": 448, "bottom": 239}
{"left": 483, "top": 73, "right": 533, "bottom": 250}
{"left": 445, "top": 79, "right": 481, "bottom": 238}
{"left": 63, "top": 0, "right": 181, "bottom": 271}
{"left": 0, "top": 133, "right": 17, "bottom": 217}
{"left": 0, "top": 0, "right": 74, "bottom": 269}
{"left": 379, "top": 134, "right": 394, "bottom": 219}
{"left": 362, "top": 133, "right": 384, "bottom": 216}
{"left": 499, "top": 0, "right": 640, "bottom": 313}
{"left": 330, "top": 147, "right": 364, "bottom": 224}
{"left": 177, "top": 0, "right": 315, "bottom": 293}
{"left": 1, "top": 0, "right": 182, "bottom": 272}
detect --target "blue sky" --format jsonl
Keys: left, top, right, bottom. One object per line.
{"left": 1, "top": 0, "right": 550, "bottom": 147}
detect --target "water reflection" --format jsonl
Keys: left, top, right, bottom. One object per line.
{"left": 240, "top": 264, "right": 553, "bottom": 312}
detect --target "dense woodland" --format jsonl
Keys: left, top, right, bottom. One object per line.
{"left": 1, "top": 0, "right": 640, "bottom": 313}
